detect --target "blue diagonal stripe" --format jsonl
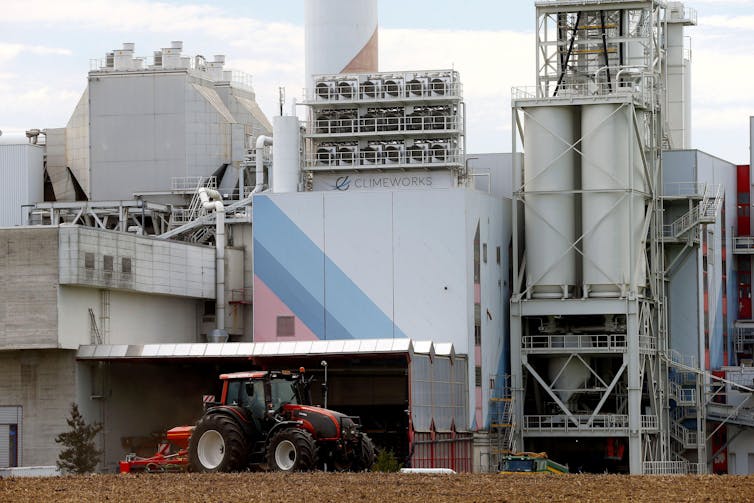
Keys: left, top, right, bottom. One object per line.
{"left": 253, "top": 194, "right": 406, "bottom": 340}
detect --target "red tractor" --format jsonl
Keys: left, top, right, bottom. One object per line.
{"left": 186, "top": 368, "right": 375, "bottom": 472}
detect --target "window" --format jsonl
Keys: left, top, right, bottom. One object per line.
{"left": 204, "top": 300, "right": 216, "bottom": 316}
{"left": 277, "top": 316, "right": 295, "bottom": 337}
{"left": 121, "top": 257, "right": 132, "bottom": 274}
{"left": 84, "top": 252, "right": 95, "bottom": 269}
{"left": 474, "top": 325, "right": 481, "bottom": 346}
{"left": 496, "top": 246, "right": 501, "bottom": 265}
{"left": 482, "top": 243, "right": 488, "bottom": 264}
{"left": 103, "top": 255, "right": 114, "bottom": 272}
{"left": 475, "top": 366, "right": 482, "bottom": 387}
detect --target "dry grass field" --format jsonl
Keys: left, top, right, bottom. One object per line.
{"left": 1, "top": 472, "right": 753, "bottom": 502}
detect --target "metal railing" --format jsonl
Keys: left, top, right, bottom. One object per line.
{"left": 513, "top": 75, "right": 656, "bottom": 104}
{"left": 641, "top": 415, "right": 659, "bottom": 430}
{"left": 306, "top": 71, "right": 462, "bottom": 103}
{"left": 90, "top": 56, "right": 254, "bottom": 90}
{"left": 305, "top": 146, "right": 464, "bottom": 169}
{"left": 670, "top": 421, "right": 698, "bottom": 449}
{"left": 524, "top": 414, "right": 626, "bottom": 432}
{"left": 643, "top": 461, "right": 695, "bottom": 475}
{"left": 734, "top": 326, "right": 754, "bottom": 352}
{"left": 734, "top": 237, "right": 754, "bottom": 253}
{"left": 522, "top": 334, "right": 626, "bottom": 351}
{"left": 171, "top": 176, "right": 217, "bottom": 192}
{"left": 668, "top": 349, "right": 698, "bottom": 369}
{"left": 669, "top": 381, "right": 697, "bottom": 406}
{"left": 308, "top": 115, "right": 460, "bottom": 136}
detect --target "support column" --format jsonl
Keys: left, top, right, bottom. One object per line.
{"left": 627, "top": 303, "right": 642, "bottom": 473}
{"left": 510, "top": 305, "right": 525, "bottom": 452}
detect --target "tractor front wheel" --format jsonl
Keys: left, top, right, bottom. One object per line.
{"left": 351, "top": 434, "right": 376, "bottom": 471}
{"left": 188, "top": 414, "right": 247, "bottom": 472}
{"left": 267, "top": 428, "right": 318, "bottom": 472}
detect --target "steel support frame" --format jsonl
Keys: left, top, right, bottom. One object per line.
{"left": 511, "top": 0, "right": 668, "bottom": 474}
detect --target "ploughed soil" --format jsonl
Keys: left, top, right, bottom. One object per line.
{"left": 1, "top": 472, "right": 752, "bottom": 502}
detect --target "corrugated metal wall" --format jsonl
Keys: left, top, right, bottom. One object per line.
{"left": 0, "top": 144, "right": 44, "bottom": 227}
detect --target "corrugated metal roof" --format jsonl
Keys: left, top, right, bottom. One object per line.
{"left": 76, "top": 338, "right": 450, "bottom": 360}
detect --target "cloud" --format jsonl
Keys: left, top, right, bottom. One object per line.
{"left": 0, "top": 0, "right": 751, "bottom": 162}
{"left": 0, "top": 43, "right": 71, "bottom": 64}
{"left": 381, "top": 28, "right": 534, "bottom": 153}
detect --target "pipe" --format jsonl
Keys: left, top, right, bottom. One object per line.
{"left": 239, "top": 163, "right": 245, "bottom": 200}
{"left": 198, "top": 187, "right": 227, "bottom": 335}
{"left": 252, "top": 135, "right": 273, "bottom": 193}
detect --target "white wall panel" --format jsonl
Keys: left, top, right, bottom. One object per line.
{"left": 272, "top": 192, "right": 326, "bottom": 250}
{"left": 394, "top": 190, "right": 468, "bottom": 350}
{"left": 323, "top": 192, "right": 394, "bottom": 334}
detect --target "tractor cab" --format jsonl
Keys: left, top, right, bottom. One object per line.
{"left": 212, "top": 369, "right": 314, "bottom": 418}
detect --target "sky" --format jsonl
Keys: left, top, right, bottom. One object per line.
{"left": 0, "top": 0, "right": 753, "bottom": 164}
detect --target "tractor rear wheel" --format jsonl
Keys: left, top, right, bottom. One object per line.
{"left": 267, "top": 428, "right": 318, "bottom": 472}
{"left": 188, "top": 414, "right": 247, "bottom": 472}
{"left": 351, "top": 434, "right": 376, "bottom": 471}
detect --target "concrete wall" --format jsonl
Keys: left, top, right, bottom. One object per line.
{"left": 59, "top": 286, "right": 202, "bottom": 347}
{"left": 0, "top": 350, "right": 78, "bottom": 467}
{"left": 0, "top": 145, "right": 44, "bottom": 226}
{"left": 58, "top": 226, "right": 215, "bottom": 299}
{"left": 0, "top": 228, "right": 59, "bottom": 349}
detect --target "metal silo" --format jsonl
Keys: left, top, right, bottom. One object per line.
{"left": 524, "top": 106, "right": 577, "bottom": 299}
{"left": 582, "top": 104, "right": 632, "bottom": 297}
{"left": 509, "top": 0, "right": 681, "bottom": 475}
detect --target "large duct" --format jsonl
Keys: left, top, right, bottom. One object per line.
{"left": 305, "top": 0, "right": 378, "bottom": 94}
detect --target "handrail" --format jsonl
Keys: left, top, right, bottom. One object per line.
{"left": 308, "top": 115, "right": 460, "bottom": 136}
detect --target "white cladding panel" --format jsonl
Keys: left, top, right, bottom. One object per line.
{"left": 271, "top": 191, "right": 326, "bottom": 251}
{"left": 393, "top": 190, "right": 469, "bottom": 350}
{"left": 312, "top": 171, "right": 454, "bottom": 192}
{"left": 0, "top": 145, "right": 44, "bottom": 226}
{"left": 323, "top": 192, "right": 394, "bottom": 336}
{"left": 272, "top": 116, "right": 301, "bottom": 193}
{"left": 523, "top": 106, "right": 577, "bottom": 298}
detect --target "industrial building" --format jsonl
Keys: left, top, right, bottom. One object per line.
{"left": 1, "top": 0, "right": 753, "bottom": 475}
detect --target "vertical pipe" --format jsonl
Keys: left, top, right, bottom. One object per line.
{"left": 199, "top": 188, "right": 226, "bottom": 334}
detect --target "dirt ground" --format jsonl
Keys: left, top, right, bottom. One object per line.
{"left": 1, "top": 472, "right": 753, "bottom": 502}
